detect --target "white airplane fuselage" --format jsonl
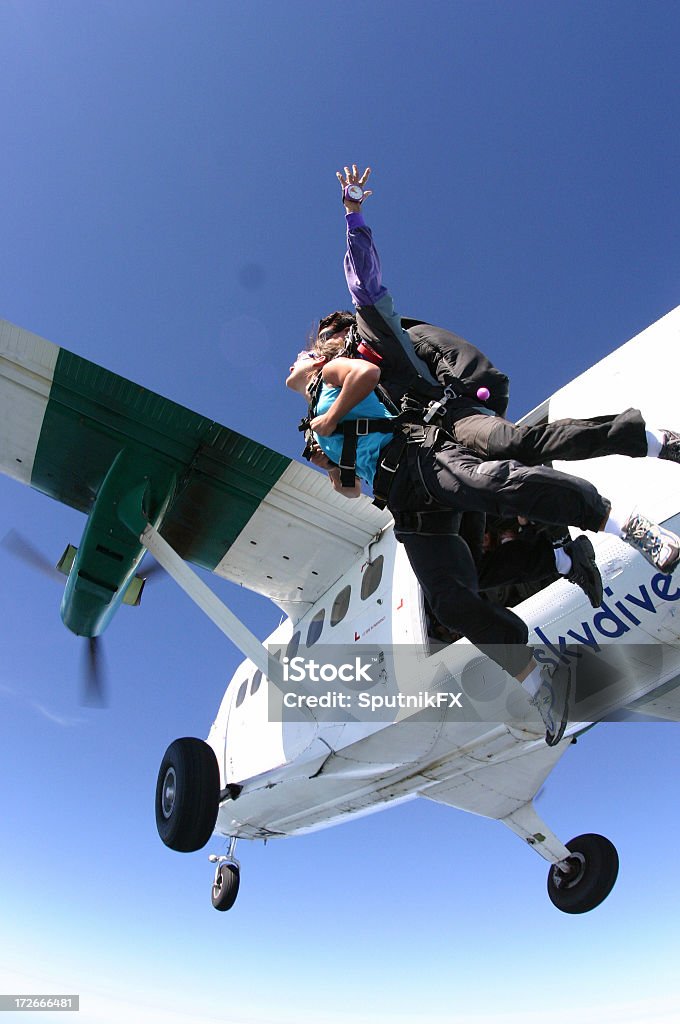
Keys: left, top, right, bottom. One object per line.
{"left": 207, "top": 511, "right": 680, "bottom": 844}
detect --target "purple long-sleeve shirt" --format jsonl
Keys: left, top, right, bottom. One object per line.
{"left": 343, "top": 211, "right": 387, "bottom": 306}
{"left": 343, "top": 211, "right": 439, "bottom": 385}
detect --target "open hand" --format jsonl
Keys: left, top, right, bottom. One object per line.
{"left": 336, "top": 164, "right": 373, "bottom": 212}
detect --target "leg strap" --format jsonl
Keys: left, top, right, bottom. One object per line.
{"left": 372, "top": 432, "right": 408, "bottom": 509}
{"left": 392, "top": 509, "right": 461, "bottom": 535}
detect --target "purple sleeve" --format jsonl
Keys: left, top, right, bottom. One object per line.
{"left": 343, "top": 212, "right": 388, "bottom": 307}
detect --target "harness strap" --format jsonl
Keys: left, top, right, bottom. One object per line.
{"left": 392, "top": 509, "right": 460, "bottom": 536}
{"left": 371, "top": 432, "right": 408, "bottom": 509}
{"left": 372, "top": 423, "right": 442, "bottom": 510}
{"left": 338, "top": 417, "right": 397, "bottom": 487}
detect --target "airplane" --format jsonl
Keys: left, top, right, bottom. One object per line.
{"left": 2, "top": 307, "right": 680, "bottom": 917}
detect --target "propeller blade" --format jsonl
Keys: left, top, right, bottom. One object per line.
{"left": 82, "top": 637, "right": 107, "bottom": 708}
{"left": 1, "top": 530, "right": 63, "bottom": 582}
{"left": 3, "top": 533, "right": 111, "bottom": 707}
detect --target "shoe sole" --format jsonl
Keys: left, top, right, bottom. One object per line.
{"left": 660, "top": 552, "right": 680, "bottom": 574}
{"left": 648, "top": 539, "right": 680, "bottom": 574}
{"left": 569, "top": 536, "right": 604, "bottom": 608}
{"left": 622, "top": 514, "right": 680, "bottom": 575}
{"left": 545, "top": 664, "right": 572, "bottom": 747}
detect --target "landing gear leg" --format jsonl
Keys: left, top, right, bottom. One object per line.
{"left": 209, "top": 837, "right": 241, "bottom": 912}
{"left": 502, "top": 801, "right": 619, "bottom": 913}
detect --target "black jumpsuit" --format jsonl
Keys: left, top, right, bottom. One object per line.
{"left": 381, "top": 427, "right": 610, "bottom": 677}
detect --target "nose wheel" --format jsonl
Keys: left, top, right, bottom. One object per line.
{"left": 548, "top": 833, "right": 619, "bottom": 914}
{"left": 209, "top": 837, "right": 240, "bottom": 912}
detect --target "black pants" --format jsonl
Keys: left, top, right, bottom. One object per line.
{"left": 397, "top": 530, "right": 535, "bottom": 676}
{"left": 387, "top": 432, "right": 611, "bottom": 677}
{"left": 447, "top": 408, "right": 645, "bottom": 565}
{"left": 450, "top": 407, "right": 647, "bottom": 464}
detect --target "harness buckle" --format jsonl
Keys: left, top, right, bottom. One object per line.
{"left": 406, "top": 425, "right": 427, "bottom": 443}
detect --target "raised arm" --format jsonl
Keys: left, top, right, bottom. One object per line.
{"left": 335, "top": 166, "right": 385, "bottom": 307}
{"left": 336, "top": 165, "right": 439, "bottom": 389}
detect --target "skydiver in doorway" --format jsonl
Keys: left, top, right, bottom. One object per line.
{"left": 304, "top": 165, "right": 680, "bottom": 600}
{"left": 286, "top": 165, "right": 680, "bottom": 746}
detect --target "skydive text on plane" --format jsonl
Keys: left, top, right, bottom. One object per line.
{"left": 534, "top": 571, "right": 680, "bottom": 668}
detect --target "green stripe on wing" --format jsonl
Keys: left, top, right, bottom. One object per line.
{"left": 31, "top": 347, "right": 291, "bottom": 571}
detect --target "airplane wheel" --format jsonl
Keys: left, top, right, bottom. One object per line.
{"left": 547, "top": 833, "right": 619, "bottom": 914}
{"left": 155, "top": 738, "right": 219, "bottom": 853}
{"left": 211, "top": 863, "right": 240, "bottom": 912}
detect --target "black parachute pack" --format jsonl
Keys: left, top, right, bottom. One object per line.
{"left": 355, "top": 307, "right": 510, "bottom": 419}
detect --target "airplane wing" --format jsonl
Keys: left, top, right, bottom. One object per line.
{"left": 417, "top": 735, "right": 568, "bottom": 822}
{"left": 0, "top": 319, "right": 391, "bottom": 621}
{"left": 412, "top": 735, "right": 575, "bottom": 865}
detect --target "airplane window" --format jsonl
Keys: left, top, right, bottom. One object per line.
{"left": 306, "top": 609, "right": 325, "bottom": 647}
{"left": 361, "top": 556, "right": 384, "bottom": 600}
{"left": 235, "top": 679, "right": 248, "bottom": 708}
{"left": 250, "top": 670, "right": 262, "bottom": 695}
{"left": 286, "top": 631, "right": 301, "bottom": 660}
{"left": 331, "top": 585, "right": 351, "bottom": 626}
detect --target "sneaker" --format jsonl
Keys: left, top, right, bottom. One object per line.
{"left": 621, "top": 511, "right": 680, "bottom": 574}
{"left": 659, "top": 429, "right": 680, "bottom": 464}
{"left": 563, "top": 535, "right": 603, "bottom": 608}
{"left": 529, "top": 662, "right": 573, "bottom": 746}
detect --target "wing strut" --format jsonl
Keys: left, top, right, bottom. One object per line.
{"left": 118, "top": 483, "right": 283, "bottom": 686}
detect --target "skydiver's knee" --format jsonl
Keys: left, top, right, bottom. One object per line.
{"left": 428, "top": 587, "right": 482, "bottom": 630}
{"left": 486, "top": 421, "right": 524, "bottom": 461}
{"left": 452, "top": 414, "right": 498, "bottom": 458}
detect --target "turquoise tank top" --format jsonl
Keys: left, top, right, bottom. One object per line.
{"left": 314, "top": 384, "right": 394, "bottom": 486}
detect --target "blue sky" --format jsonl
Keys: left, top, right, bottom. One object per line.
{"left": 1, "top": 2, "right": 679, "bottom": 1021}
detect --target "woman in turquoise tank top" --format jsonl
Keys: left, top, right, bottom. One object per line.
{"left": 313, "top": 382, "right": 393, "bottom": 487}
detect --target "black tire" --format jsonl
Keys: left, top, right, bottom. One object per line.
{"left": 547, "top": 833, "right": 619, "bottom": 914}
{"left": 155, "top": 738, "right": 220, "bottom": 852}
{"left": 211, "top": 863, "right": 240, "bottom": 912}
